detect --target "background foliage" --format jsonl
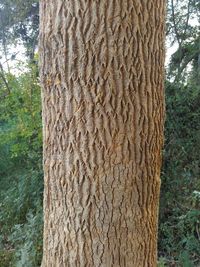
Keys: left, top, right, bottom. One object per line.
{"left": 0, "top": 0, "right": 199, "bottom": 266}
{"left": 0, "top": 62, "right": 43, "bottom": 266}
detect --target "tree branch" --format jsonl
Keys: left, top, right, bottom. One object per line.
{"left": 0, "top": 62, "right": 11, "bottom": 95}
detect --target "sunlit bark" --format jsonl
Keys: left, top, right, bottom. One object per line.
{"left": 39, "top": 1, "right": 165, "bottom": 266}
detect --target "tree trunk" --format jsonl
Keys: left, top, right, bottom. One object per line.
{"left": 39, "top": 1, "right": 165, "bottom": 266}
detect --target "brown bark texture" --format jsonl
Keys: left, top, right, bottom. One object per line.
{"left": 39, "top": 1, "right": 166, "bottom": 266}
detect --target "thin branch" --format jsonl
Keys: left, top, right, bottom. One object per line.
{"left": 0, "top": 62, "right": 11, "bottom": 95}
{"left": 174, "top": 52, "right": 197, "bottom": 82}
{"left": 171, "top": 0, "right": 181, "bottom": 47}
{"left": 2, "top": 51, "right": 20, "bottom": 64}
{"left": 182, "top": 0, "right": 192, "bottom": 41}
{"left": 171, "top": 0, "right": 183, "bottom": 78}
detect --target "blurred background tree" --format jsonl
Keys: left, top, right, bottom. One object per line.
{"left": 0, "top": 0, "right": 39, "bottom": 61}
{"left": 159, "top": 0, "right": 200, "bottom": 266}
{"left": 0, "top": 0, "right": 199, "bottom": 266}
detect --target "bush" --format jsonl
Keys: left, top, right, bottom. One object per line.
{"left": 0, "top": 62, "right": 43, "bottom": 266}
{"left": 159, "top": 80, "right": 200, "bottom": 265}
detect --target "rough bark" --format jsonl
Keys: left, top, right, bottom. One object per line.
{"left": 39, "top": 1, "right": 165, "bottom": 266}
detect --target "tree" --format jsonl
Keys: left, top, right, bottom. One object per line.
{"left": 39, "top": 1, "right": 166, "bottom": 266}
{"left": 0, "top": 0, "right": 39, "bottom": 61}
{"left": 166, "top": 0, "right": 200, "bottom": 82}
{"left": 158, "top": 1, "right": 200, "bottom": 264}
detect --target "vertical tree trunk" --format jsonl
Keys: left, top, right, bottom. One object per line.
{"left": 39, "top": 1, "right": 165, "bottom": 266}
